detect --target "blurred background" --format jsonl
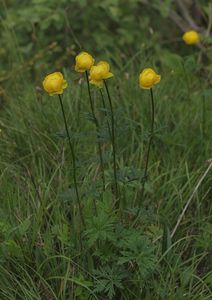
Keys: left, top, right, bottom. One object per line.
{"left": 0, "top": 0, "right": 211, "bottom": 84}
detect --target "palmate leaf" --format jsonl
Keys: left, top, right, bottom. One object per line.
{"left": 85, "top": 216, "right": 116, "bottom": 248}
{"left": 94, "top": 265, "right": 126, "bottom": 300}
{"left": 117, "top": 229, "right": 157, "bottom": 278}
{"left": 84, "top": 192, "right": 117, "bottom": 248}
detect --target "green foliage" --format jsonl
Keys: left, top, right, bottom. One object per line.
{"left": 117, "top": 230, "right": 156, "bottom": 279}
{"left": 85, "top": 192, "right": 117, "bottom": 248}
{"left": 94, "top": 265, "right": 126, "bottom": 299}
{"left": 1, "top": 0, "right": 210, "bottom": 75}
{"left": 0, "top": 211, "right": 31, "bottom": 260}
{"left": 74, "top": 274, "right": 93, "bottom": 300}
{"left": 0, "top": 0, "right": 211, "bottom": 299}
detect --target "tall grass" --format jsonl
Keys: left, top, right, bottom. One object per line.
{"left": 0, "top": 29, "right": 211, "bottom": 299}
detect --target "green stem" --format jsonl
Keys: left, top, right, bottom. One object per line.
{"left": 58, "top": 95, "right": 85, "bottom": 228}
{"left": 202, "top": 93, "right": 206, "bottom": 139}
{"left": 133, "top": 88, "right": 155, "bottom": 226}
{"left": 140, "top": 88, "right": 154, "bottom": 201}
{"left": 85, "top": 71, "right": 105, "bottom": 196}
{"left": 104, "top": 80, "right": 118, "bottom": 200}
{"left": 99, "top": 88, "right": 112, "bottom": 140}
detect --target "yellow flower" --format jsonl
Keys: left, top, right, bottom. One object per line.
{"left": 89, "top": 61, "right": 114, "bottom": 87}
{"left": 75, "top": 51, "right": 95, "bottom": 72}
{"left": 43, "top": 72, "right": 68, "bottom": 96}
{"left": 139, "top": 68, "right": 161, "bottom": 89}
{"left": 182, "top": 30, "right": 200, "bottom": 45}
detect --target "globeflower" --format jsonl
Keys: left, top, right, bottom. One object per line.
{"left": 43, "top": 72, "right": 68, "bottom": 96}
{"left": 182, "top": 30, "right": 200, "bottom": 45}
{"left": 75, "top": 51, "right": 95, "bottom": 72}
{"left": 89, "top": 61, "right": 114, "bottom": 87}
{"left": 139, "top": 68, "right": 161, "bottom": 89}
{"left": 42, "top": 72, "right": 85, "bottom": 227}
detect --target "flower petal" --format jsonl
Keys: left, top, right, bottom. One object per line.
{"left": 90, "top": 79, "right": 103, "bottom": 87}
{"left": 154, "top": 75, "right": 161, "bottom": 84}
{"left": 104, "top": 72, "right": 114, "bottom": 79}
{"left": 63, "top": 80, "right": 68, "bottom": 89}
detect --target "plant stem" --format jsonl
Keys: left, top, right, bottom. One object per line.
{"left": 99, "top": 88, "right": 112, "bottom": 139}
{"left": 202, "top": 92, "right": 206, "bottom": 139}
{"left": 133, "top": 88, "right": 155, "bottom": 226}
{"left": 140, "top": 88, "right": 155, "bottom": 201}
{"left": 85, "top": 71, "right": 105, "bottom": 196}
{"left": 58, "top": 95, "right": 85, "bottom": 228}
{"left": 104, "top": 80, "right": 118, "bottom": 201}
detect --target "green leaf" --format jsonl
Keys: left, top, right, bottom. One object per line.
{"left": 84, "top": 192, "right": 117, "bottom": 247}
{"left": 117, "top": 229, "right": 156, "bottom": 278}
{"left": 94, "top": 265, "right": 126, "bottom": 300}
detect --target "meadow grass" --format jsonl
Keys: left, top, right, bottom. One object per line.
{"left": 0, "top": 49, "right": 211, "bottom": 299}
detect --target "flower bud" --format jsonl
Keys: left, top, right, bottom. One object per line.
{"left": 182, "top": 31, "right": 200, "bottom": 45}
{"left": 139, "top": 68, "right": 161, "bottom": 89}
{"left": 43, "top": 72, "right": 68, "bottom": 96}
{"left": 75, "top": 51, "right": 94, "bottom": 72}
{"left": 89, "top": 61, "right": 113, "bottom": 87}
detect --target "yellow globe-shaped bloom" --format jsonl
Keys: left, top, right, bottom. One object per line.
{"left": 182, "top": 31, "right": 200, "bottom": 45}
{"left": 97, "top": 61, "right": 110, "bottom": 74}
{"left": 43, "top": 72, "right": 68, "bottom": 96}
{"left": 89, "top": 61, "right": 114, "bottom": 87}
{"left": 139, "top": 68, "right": 161, "bottom": 89}
{"left": 75, "top": 51, "right": 95, "bottom": 72}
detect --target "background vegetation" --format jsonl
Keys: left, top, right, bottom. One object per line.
{"left": 0, "top": 0, "right": 211, "bottom": 299}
